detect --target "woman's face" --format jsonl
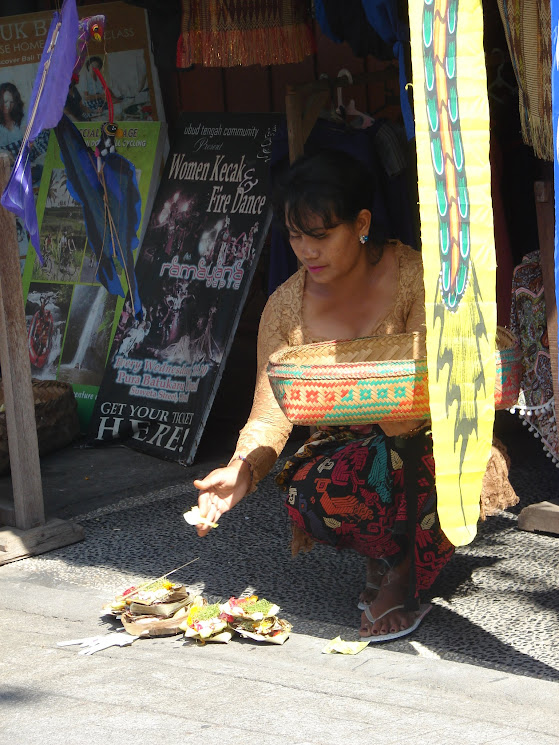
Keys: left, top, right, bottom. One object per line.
{"left": 2, "top": 91, "right": 14, "bottom": 120}
{"left": 286, "top": 208, "right": 371, "bottom": 283}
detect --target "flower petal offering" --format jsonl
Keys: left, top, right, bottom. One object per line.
{"left": 183, "top": 506, "right": 218, "bottom": 529}
{"left": 179, "top": 603, "right": 230, "bottom": 642}
{"left": 219, "top": 595, "right": 280, "bottom": 621}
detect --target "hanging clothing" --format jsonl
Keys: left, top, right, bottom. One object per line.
{"left": 315, "top": 0, "right": 414, "bottom": 139}
{"left": 496, "top": 0, "right": 552, "bottom": 161}
{"left": 177, "top": 0, "right": 315, "bottom": 68}
{"left": 490, "top": 135, "right": 514, "bottom": 326}
{"left": 509, "top": 250, "right": 559, "bottom": 464}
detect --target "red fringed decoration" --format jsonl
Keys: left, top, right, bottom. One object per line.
{"left": 93, "top": 67, "right": 114, "bottom": 123}
{"left": 177, "top": 0, "right": 316, "bottom": 68}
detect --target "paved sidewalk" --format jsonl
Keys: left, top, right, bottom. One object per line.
{"left": 1, "top": 563, "right": 558, "bottom": 745}
{"left": 1, "top": 413, "right": 559, "bottom": 742}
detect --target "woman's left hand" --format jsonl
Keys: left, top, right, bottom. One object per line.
{"left": 378, "top": 419, "right": 426, "bottom": 438}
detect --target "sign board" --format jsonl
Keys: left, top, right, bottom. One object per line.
{"left": 20, "top": 121, "right": 166, "bottom": 429}
{"left": 0, "top": 0, "right": 165, "bottom": 267}
{"left": 89, "top": 112, "right": 282, "bottom": 464}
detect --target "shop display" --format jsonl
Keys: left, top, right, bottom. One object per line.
{"left": 0, "top": 0, "right": 164, "bottom": 268}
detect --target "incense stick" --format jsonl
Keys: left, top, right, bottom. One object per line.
{"left": 122, "top": 558, "right": 199, "bottom": 600}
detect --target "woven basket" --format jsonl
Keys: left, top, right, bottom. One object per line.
{"left": 267, "top": 327, "right": 521, "bottom": 426}
{"left": 0, "top": 379, "right": 80, "bottom": 475}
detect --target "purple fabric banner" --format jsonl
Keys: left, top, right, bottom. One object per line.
{"left": 0, "top": 0, "right": 78, "bottom": 259}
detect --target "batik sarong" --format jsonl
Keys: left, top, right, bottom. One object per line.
{"left": 276, "top": 426, "right": 455, "bottom": 595}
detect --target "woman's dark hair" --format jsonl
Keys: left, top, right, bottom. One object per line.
{"left": 86, "top": 56, "right": 103, "bottom": 70}
{"left": 272, "top": 149, "right": 385, "bottom": 259}
{"left": 0, "top": 82, "right": 24, "bottom": 128}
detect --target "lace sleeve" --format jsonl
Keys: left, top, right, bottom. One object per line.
{"left": 229, "top": 287, "right": 295, "bottom": 489}
{"left": 404, "top": 250, "right": 427, "bottom": 333}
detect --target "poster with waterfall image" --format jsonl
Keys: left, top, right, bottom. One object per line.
{"left": 88, "top": 112, "right": 281, "bottom": 465}
{"left": 21, "top": 119, "right": 167, "bottom": 429}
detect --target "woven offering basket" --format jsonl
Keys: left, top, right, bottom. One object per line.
{"left": 0, "top": 379, "right": 80, "bottom": 475}
{"left": 267, "top": 327, "right": 521, "bottom": 426}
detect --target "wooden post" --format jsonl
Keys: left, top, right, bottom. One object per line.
{"left": 0, "top": 154, "right": 44, "bottom": 529}
{"left": 0, "top": 153, "right": 84, "bottom": 562}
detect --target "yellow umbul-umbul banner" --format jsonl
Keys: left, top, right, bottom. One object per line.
{"left": 409, "top": 0, "right": 497, "bottom": 546}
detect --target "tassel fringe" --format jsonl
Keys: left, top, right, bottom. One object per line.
{"left": 514, "top": 398, "right": 559, "bottom": 468}
{"left": 177, "top": 24, "right": 316, "bottom": 68}
{"left": 519, "top": 97, "right": 554, "bottom": 162}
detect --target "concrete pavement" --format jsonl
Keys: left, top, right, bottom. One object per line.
{"left": 1, "top": 412, "right": 559, "bottom": 743}
{"left": 1, "top": 564, "right": 558, "bottom": 745}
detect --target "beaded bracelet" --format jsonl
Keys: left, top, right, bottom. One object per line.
{"left": 398, "top": 420, "right": 431, "bottom": 439}
{"left": 235, "top": 454, "right": 254, "bottom": 486}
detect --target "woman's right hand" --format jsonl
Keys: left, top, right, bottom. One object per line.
{"left": 192, "top": 459, "right": 252, "bottom": 537}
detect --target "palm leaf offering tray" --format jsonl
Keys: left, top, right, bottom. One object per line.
{"left": 267, "top": 327, "right": 521, "bottom": 426}
{"left": 179, "top": 596, "right": 292, "bottom": 645}
{"left": 102, "top": 578, "right": 197, "bottom": 637}
{"left": 102, "top": 578, "right": 191, "bottom": 617}
{"left": 180, "top": 603, "right": 232, "bottom": 643}
{"left": 102, "top": 582, "right": 291, "bottom": 645}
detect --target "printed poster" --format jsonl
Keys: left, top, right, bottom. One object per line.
{"left": 89, "top": 112, "right": 281, "bottom": 464}
{"left": 0, "top": 0, "right": 164, "bottom": 266}
{"left": 21, "top": 120, "right": 166, "bottom": 429}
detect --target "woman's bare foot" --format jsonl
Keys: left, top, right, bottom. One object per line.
{"left": 359, "top": 554, "right": 419, "bottom": 638}
{"left": 358, "top": 558, "right": 389, "bottom": 605}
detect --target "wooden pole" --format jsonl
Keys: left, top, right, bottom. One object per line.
{"left": 0, "top": 153, "right": 44, "bottom": 529}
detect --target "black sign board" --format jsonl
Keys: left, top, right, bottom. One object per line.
{"left": 89, "top": 112, "right": 282, "bottom": 463}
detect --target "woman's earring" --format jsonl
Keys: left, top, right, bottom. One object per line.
{"left": 359, "top": 235, "right": 369, "bottom": 245}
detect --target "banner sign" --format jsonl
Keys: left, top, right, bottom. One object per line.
{"left": 21, "top": 120, "right": 166, "bottom": 429}
{"left": 0, "top": 0, "right": 164, "bottom": 267}
{"left": 89, "top": 112, "right": 281, "bottom": 464}
{"left": 409, "top": 0, "right": 496, "bottom": 546}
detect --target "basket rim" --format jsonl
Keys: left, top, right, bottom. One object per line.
{"left": 268, "top": 326, "right": 518, "bottom": 369}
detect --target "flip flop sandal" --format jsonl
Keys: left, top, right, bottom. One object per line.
{"left": 357, "top": 582, "right": 381, "bottom": 611}
{"left": 361, "top": 603, "right": 432, "bottom": 643}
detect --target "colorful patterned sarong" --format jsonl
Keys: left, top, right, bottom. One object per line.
{"left": 177, "top": 0, "right": 316, "bottom": 68}
{"left": 276, "top": 426, "right": 455, "bottom": 596}
{"left": 509, "top": 250, "right": 559, "bottom": 463}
